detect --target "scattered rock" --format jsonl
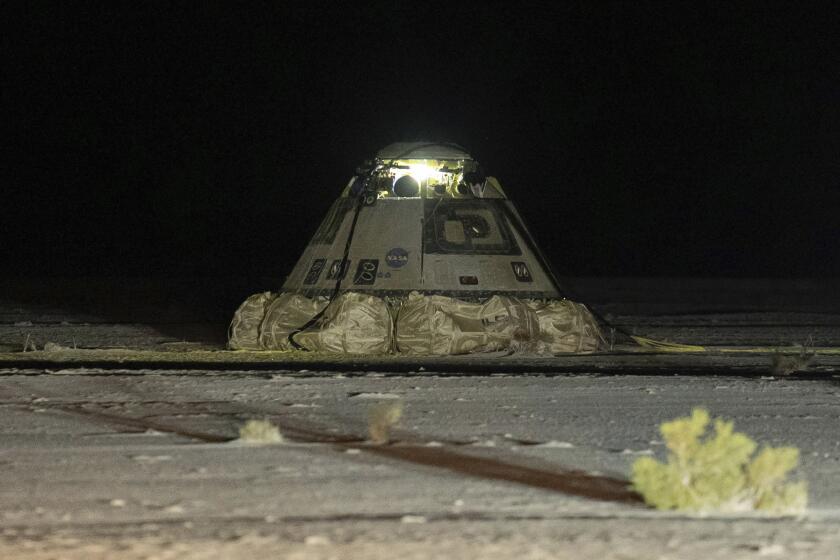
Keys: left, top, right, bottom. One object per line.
{"left": 131, "top": 455, "right": 172, "bottom": 463}
{"left": 535, "top": 440, "right": 575, "bottom": 448}
{"left": 758, "top": 543, "right": 786, "bottom": 556}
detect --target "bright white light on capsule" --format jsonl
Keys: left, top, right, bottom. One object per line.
{"left": 392, "top": 162, "right": 443, "bottom": 185}
{"left": 407, "top": 163, "right": 437, "bottom": 182}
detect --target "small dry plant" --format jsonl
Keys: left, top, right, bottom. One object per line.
{"left": 367, "top": 401, "right": 403, "bottom": 444}
{"left": 22, "top": 334, "right": 37, "bottom": 352}
{"left": 238, "top": 419, "right": 284, "bottom": 444}
{"left": 770, "top": 340, "right": 815, "bottom": 376}
{"left": 632, "top": 408, "right": 807, "bottom": 515}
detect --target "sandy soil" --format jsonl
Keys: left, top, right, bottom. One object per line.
{"left": 1, "top": 370, "right": 839, "bottom": 558}
{"left": 1, "top": 278, "right": 839, "bottom": 558}
{"left": 4, "top": 517, "right": 840, "bottom": 560}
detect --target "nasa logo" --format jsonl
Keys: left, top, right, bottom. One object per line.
{"left": 385, "top": 247, "right": 409, "bottom": 268}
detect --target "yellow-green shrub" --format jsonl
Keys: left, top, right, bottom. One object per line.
{"left": 631, "top": 408, "right": 807, "bottom": 514}
{"left": 238, "top": 419, "right": 284, "bottom": 444}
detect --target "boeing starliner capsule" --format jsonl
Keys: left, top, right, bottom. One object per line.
{"left": 282, "top": 141, "right": 561, "bottom": 299}
{"left": 229, "top": 142, "right": 603, "bottom": 355}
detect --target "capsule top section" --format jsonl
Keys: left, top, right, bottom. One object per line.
{"left": 344, "top": 141, "right": 505, "bottom": 200}
{"left": 376, "top": 142, "right": 473, "bottom": 161}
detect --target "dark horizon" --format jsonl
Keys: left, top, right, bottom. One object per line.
{"left": 3, "top": 3, "right": 838, "bottom": 279}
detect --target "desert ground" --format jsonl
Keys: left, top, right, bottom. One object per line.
{"left": 1, "top": 277, "right": 839, "bottom": 559}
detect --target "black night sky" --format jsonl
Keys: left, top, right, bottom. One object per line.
{"left": 3, "top": 2, "right": 839, "bottom": 280}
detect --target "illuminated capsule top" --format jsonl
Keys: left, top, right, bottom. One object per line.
{"left": 342, "top": 141, "right": 506, "bottom": 200}
{"left": 281, "top": 141, "right": 560, "bottom": 300}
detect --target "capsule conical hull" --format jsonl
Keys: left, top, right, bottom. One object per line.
{"left": 282, "top": 142, "right": 561, "bottom": 300}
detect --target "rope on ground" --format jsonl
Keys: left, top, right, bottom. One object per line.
{"left": 630, "top": 336, "right": 708, "bottom": 352}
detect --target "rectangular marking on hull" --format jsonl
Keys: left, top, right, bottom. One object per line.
{"left": 304, "top": 259, "right": 327, "bottom": 285}
{"left": 511, "top": 261, "right": 533, "bottom": 282}
{"left": 353, "top": 259, "right": 379, "bottom": 285}
{"left": 327, "top": 259, "right": 350, "bottom": 280}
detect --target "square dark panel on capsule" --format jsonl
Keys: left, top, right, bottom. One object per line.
{"left": 353, "top": 259, "right": 379, "bottom": 285}
{"left": 511, "top": 262, "right": 533, "bottom": 282}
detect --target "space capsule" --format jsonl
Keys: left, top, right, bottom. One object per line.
{"left": 229, "top": 142, "right": 602, "bottom": 355}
